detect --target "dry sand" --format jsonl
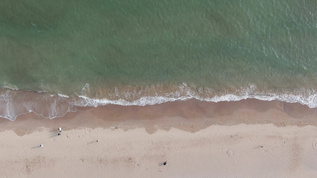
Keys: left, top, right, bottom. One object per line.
{"left": 1, "top": 99, "right": 317, "bottom": 178}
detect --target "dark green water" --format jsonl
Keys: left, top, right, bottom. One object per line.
{"left": 1, "top": 0, "right": 317, "bottom": 93}
{"left": 1, "top": 0, "right": 317, "bottom": 120}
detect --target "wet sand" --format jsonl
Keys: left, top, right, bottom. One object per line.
{"left": 1, "top": 99, "right": 317, "bottom": 177}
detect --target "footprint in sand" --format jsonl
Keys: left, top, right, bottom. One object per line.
{"left": 226, "top": 149, "right": 234, "bottom": 158}
{"left": 312, "top": 142, "right": 317, "bottom": 150}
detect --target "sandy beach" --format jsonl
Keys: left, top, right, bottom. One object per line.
{"left": 1, "top": 99, "right": 317, "bottom": 178}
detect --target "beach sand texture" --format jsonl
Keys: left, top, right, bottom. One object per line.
{"left": 1, "top": 124, "right": 317, "bottom": 178}
{"left": 1, "top": 100, "right": 317, "bottom": 178}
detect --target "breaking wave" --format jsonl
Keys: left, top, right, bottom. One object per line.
{"left": 1, "top": 83, "right": 317, "bottom": 121}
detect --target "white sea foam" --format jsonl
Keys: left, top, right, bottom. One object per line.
{"left": 75, "top": 89, "right": 317, "bottom": 108}
{"left": 74, "top": 84, "right": 317, "bottom": 108}
{"left": 81, "top": 83, "right": 90, "bottom": 95}
{"left": 1, "top": 84, "right": 317, "bottom": 121}
{"left": 58, "top": 94, "right": 70, "bottom": 98}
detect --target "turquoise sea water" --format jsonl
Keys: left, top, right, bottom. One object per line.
{"left": 0, "top": 0, "right": 317, "bottom": 120}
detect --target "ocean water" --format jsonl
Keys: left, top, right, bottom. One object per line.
{"left": 1, "top": 0, "right": 317, "bottom": 120}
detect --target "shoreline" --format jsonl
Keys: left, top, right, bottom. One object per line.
{"left": 1, "top": 99, "right": 317, "bottom": 135}
{"left": 1, "top": 99, "right": 317, "bottom": 177}
{"left": 1, "top": 86, "right": 317, "bottom": 121}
